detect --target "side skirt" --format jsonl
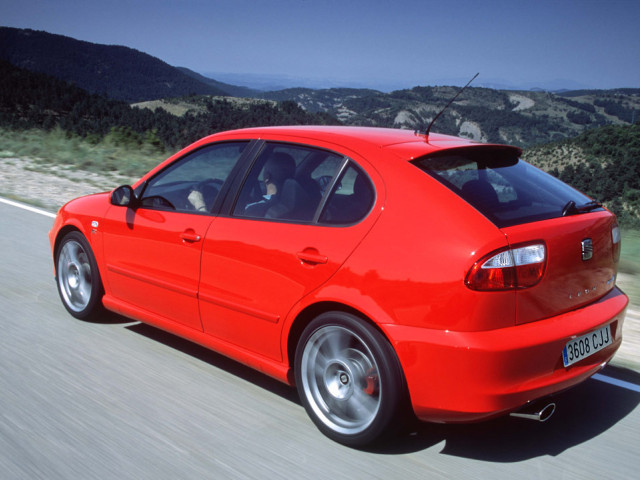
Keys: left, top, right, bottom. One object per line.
{"left": 102, "top": 295, "right": 294, "bottom": 385}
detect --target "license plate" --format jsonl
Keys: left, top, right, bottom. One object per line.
{"left": 562, "top": 325, "right": 612, "bottom": 367}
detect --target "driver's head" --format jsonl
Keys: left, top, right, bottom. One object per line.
{"left": 263, "top": 153, "right": 296, "bottom": 192}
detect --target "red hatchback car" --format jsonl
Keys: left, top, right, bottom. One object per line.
{"left": 50, "top": 126, "right": 628, "bottom": 446}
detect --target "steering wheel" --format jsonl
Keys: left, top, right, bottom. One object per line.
{"left": 142, "top": 195, "right": 176, "bottom": 210}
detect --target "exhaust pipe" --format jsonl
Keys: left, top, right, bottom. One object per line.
{"left": 510, "top": 401, "right": 556, "bottom": 422}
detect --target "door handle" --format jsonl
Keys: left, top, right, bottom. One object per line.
{"left": 180, "top": 230, "right": 201, "bottom": 243}
{"left": 297, "top": 249, "right": 328, "bottom": 265}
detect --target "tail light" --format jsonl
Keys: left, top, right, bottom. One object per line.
{"left": 611, "top": 223, "right": 621, "bottom": 263}
{"left": 466, "top": 243, "right": 546, "bottom": 291}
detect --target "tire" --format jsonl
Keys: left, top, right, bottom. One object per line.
{"left": 295, "top": 312, "right": 406, "bottom": 447}
{"left": 55, "top": 231, "right": 105, "bottom": 320}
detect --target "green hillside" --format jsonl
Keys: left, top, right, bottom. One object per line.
{"left": 524, "top": 124, "right": 640, "bottom": 226}
{"left": 3, "top": 26, "right": 639, "bottom": 149}
{"left": 0, "top": 60, "right": 338, "bottom": 154}
{"left": 260, "top": 86, "right": 640, "bottom": 147}
{"left": 0, "top": 27, "right": 228, "bottom": 102}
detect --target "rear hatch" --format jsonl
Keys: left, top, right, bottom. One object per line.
{"left": 502, "top": 212, "right": 618, "bottom": 324}
{"left": 412, "top": 145, "right": 621, "bottom": 325}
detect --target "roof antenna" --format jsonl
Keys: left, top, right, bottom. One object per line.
{"left": 421, "top": 72, "right": 479, "bottom": 140}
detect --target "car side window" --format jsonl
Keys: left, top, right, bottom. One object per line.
{"left": 140, "top": 142, "right": 247, "bottom": 213}
{"left": 233, "top": 144, "right": 343, "bottom": 222}
{"left": 319, "top": 163, "right": 375, "bottom": 225}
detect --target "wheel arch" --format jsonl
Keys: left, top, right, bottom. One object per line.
{"left": 286, "top": 301, "right": 395, "bottom": 377}
{"left": 52, "top": 225, "right": 83, "bottom": 274}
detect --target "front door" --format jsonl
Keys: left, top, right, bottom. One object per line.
{"left": 101, "top": 141, "right": 249, "bottom": 330}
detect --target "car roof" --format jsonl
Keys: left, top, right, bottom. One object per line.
{"left": 209, "top": 126, "right": 522, "bottom": 160}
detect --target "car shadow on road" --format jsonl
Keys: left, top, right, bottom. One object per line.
{"left": 120, "top": 317, "right": 639, "bottom": 460}
{"left": 124, "top": 321, "right": 300, "bottom": 404}
{"left": 372, "top": 366, "right": 640, "bottom": 459}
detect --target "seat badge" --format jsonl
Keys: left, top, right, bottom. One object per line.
{"left": 581, "top": 238, "right": 593, "bottom": 261}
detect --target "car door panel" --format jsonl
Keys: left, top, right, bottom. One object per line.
{"left": 102, "top": 207, "right": 213, "bottom": 331}
{"left": 198, "top": 218, "right": 377, "bottom": 360}
{"left": 100, "top": 141, "right": 249, "bottom": 331}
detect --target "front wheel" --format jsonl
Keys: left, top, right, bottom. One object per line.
{"left": 55, "top": 231, "right": 105, "bottom": 320}
{"left": 295, "top": 312, "right": 407, "bottom": 447}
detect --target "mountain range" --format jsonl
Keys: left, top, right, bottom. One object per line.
{"left": 1, "top": 26, "right": 639, "bottom": 148}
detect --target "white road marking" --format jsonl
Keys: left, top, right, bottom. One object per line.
{"left": 593, "top": 373, "right": 640, "bottom": 393}
{"left": 0, "top": 197, "right": 56, "bottom": 218}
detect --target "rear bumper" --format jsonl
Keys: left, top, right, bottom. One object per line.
{"left": 386, "top": 286, "right": 628, "bottom": 423}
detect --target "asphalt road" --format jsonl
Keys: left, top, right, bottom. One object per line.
{"left": 2, "top": 198, "right": 640, "bottom": 480}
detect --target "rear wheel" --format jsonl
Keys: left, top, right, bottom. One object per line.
{"left": 55, "top": 231, "right": 104, "bottom": 320}
{"left": 295, "top": 312, "right": 406, "bottom": 447}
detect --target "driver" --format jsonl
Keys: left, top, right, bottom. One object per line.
{"left": 244, "top": 153, "right": 296, "bottom": 217}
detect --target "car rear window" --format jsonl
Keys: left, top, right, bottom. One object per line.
{"left": 412, "top": 146, "right": 596, "bottom": 228}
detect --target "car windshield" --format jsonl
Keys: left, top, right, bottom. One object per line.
{"left": 412, "top": 147, "right": 597, "bottom": 228}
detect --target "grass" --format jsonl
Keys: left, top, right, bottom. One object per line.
{"left": 0, "top": 127, "right": 168, "bottom": 178}
{"left": 619, "top": 230, "right": 640, "bottom": 308}
{"left": 620, "top": 230, "right": 640, "bottom": 274}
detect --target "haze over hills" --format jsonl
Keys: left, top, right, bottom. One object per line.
{"left": 203, "top": 71, "right": 594, "bottom": 94}
{"left": 1, "top": 26, "right": 639, "bottom": 148}
{"left": 176, "top": 67, "right": 261, "bottom": 98}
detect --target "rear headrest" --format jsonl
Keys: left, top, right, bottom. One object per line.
{"left": 264, "top": 153, "right": 296, "bottom": 188}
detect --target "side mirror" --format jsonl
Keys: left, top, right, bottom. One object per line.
{"left": 110, "top": 185, "right": 136, "bottom": 207}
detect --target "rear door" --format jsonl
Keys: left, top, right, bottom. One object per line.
{"left": 198, "top": 142, "right": 381, "bottom": 361}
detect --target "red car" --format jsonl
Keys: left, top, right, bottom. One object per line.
{"left": 50, "top": 126, "right": 628, "bottom": 446}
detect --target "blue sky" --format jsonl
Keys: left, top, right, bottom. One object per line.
{"left": 2, "top": 0, "right": 639, "bottom": 91}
